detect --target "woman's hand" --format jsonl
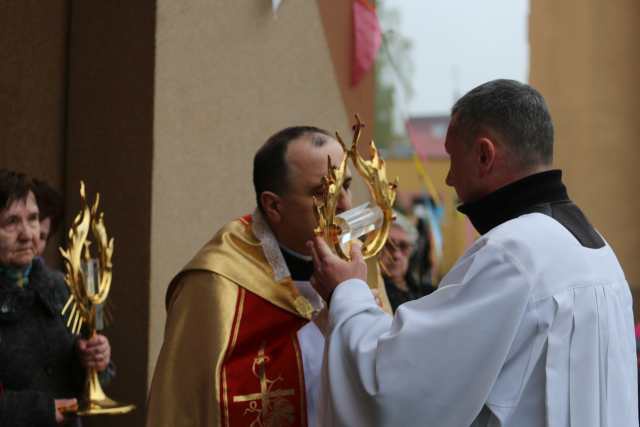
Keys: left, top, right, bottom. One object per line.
{"left": 54, "top": 398, "right": 77, "bottom": 424}
{"left": 76, "top": 334, "right": 111, "bottom": 372}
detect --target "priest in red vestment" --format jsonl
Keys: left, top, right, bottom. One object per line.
{"left": 146, "top": 126, "right": 389, "bottom": 427}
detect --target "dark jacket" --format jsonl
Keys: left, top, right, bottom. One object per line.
{"left": 383, "top": 274, "right": 435, "bottom": 312}
{"left": 0, "top": 258, "right": 84, "bottom": 426}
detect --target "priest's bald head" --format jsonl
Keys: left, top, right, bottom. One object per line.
{"left": 253, "top": 126, "right": 352, "bottom": 255}
{"left": 445, "top": 79, "right": 554, "bottom": 204}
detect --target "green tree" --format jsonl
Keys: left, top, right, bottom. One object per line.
{"left": 374, "top": 2, "right": 414, "bottom": 150}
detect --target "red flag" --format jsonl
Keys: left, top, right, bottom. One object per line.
{"left": 352, "top": 0, "right": 382, "bottom": 87}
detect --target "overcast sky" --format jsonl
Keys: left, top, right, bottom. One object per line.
{"left": 382, "top": 0, "right": 530, "bottom": 117}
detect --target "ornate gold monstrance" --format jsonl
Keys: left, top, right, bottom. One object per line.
{"left": 60, "top": 182, "right": 135, "bottom": 416}
{"left": 314, "top": 115, "right": 398, "bottom": 260}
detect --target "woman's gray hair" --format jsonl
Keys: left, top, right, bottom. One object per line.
{"left": 392, "top": 210, "right": 418, "bottom": 245}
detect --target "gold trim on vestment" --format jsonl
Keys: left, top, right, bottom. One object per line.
{"left": 222, "top": 368, "right": 229, "bottom": 427}
{"left": 181, "top": 218, "right": 390, "bottom": 317}
{"left": 291, "top": 333, "right": 308, "bottom": 427}
{"left": 229, "top": 288, "right": 245, "bottom": 357}
{"left": 181, "top": 219, "right": 304, "bottom": 318}
{"left": 146, "top": 272, "right": 239, "bottom": 427}
{"left": 222, "top": 287, "right": 245, "bottom": 427}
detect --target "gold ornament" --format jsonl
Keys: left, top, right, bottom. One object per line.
{"left": 60, "top": 181, "right": 135, "bottom": 416}
{"left": 313, "top": 115, "right": 398, "bottom": 260}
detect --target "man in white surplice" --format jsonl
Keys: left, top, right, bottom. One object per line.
{"left": 308, "top": 80, "right": 639, "bottom": 427}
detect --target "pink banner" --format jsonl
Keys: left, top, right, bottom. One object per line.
{"left": 352, "top": 0, "right": 382, "bottom": 86}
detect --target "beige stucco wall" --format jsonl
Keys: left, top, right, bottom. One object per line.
{"left": 529, "top": 1, "right": 640, "bottom": 291}
{"left": 149, "top": 1, "right": 352, "bottom": 380}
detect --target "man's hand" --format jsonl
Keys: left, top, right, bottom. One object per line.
{"left": 307, "top": 235, "right": 367, "bottom": 303}
{"left": 77, "top": 334, "right": 111, "bottom": 372}
{"left": 54, "top": 398, "right": 77, "bottom": 424}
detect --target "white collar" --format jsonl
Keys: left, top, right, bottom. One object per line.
{"left": 279, "top": 244, "right": 313, "bottom": 262}
{"left": 251, "top": 208, "right": 291, "bottom": 282}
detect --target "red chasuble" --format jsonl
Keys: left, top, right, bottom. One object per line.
{"left": 221, "top": 289, "right": 308, "bottom": 427}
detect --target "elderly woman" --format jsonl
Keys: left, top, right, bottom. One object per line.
{"left": 380, "top": 211, "right": 436, "bottom": 312}
{"left": 0, "top": 169, "right": 111, "bottom": 426}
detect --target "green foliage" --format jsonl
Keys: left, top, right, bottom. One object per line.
{"left": 374, "top": 2, "right": 414, "bottom": 150}
{"left": 374, "top": 64, "right": 396, "bottom": 149}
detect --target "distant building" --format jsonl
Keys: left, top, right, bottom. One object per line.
{"left": 406, "top": 115, "right": 450, "bottom": 160}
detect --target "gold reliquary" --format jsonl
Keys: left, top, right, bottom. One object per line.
{"left": 314, "top": 115, "right": 398, "bottom": 260}
{"left": 60, "top": 182, "right": 135, "bottom": 416}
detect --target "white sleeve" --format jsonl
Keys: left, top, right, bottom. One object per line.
{"left": 319, "top": 242, "right": 533, "bottom": 427}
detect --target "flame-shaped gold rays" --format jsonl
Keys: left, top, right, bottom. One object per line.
{"left": 60, "top": 181, "right": 114, "bottom": 335}
{"left": 58, "top": 182, "right": 134, "bottom": 416}
{"left": 313, "top": 115, "right": 398, "bottom": 260}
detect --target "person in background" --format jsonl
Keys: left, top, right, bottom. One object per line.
{"left": 410, "top": 195, "right": 442, "bottom": 287}
{"left": 32, "top": 179, "right": 64, "bottom": 257}
{"left": 0, "top": 169, "right": 112, "bottom": 426}
{"left": 381, "top": 211, "right": 435, "bottom": 312}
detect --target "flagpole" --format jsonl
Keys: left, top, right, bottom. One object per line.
{"left": 411, "top": 153, "right": 441, "bottom": 206}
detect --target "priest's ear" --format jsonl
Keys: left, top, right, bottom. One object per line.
{"left": 260, "top": 191, "right": 283, "bottom": 223}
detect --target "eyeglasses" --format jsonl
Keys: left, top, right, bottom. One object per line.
{"left": 385, "top": 238, "right": 413, "bottom": 254}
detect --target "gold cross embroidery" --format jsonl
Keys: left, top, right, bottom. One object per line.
{"left": 232, "top": 342, "right": 295, "bottom": 426}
